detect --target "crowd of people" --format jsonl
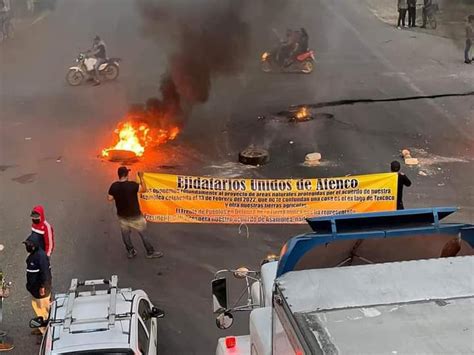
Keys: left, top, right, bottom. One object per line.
{"left": 396, "top": 1, "right": 474, "bottom": 64}
{"left": 396, "top": 0, "right": 438, "bottom": 29}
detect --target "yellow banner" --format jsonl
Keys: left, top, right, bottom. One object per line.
{"left": 139, "top": 173, "right": 397, "bottom": 224}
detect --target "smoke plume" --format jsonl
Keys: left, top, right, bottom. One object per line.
{"left": 137, "top": 0, "right": 251, "bottom": 112}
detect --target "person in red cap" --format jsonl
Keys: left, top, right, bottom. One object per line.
{"left": 108, "top": 166, "right": 163, "bottom": 259}
{"left": 30, "top": 206, "right": 55, "bottom": 258}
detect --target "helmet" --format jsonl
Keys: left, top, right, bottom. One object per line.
{"left": 93, "top": 35, "right": 101, "bottom": 42}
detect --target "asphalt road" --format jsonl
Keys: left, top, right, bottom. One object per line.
{"left": 0, "top": 0, "right": 473, "bottom": 354}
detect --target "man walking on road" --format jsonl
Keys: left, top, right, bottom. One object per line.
{"left": 397, "top": 0, "right": 408, "bottom": 29}
{"left": 391, "top": 161, "right": 412, "bottom": 210}
{"left": 465, "top": 15, "right": 474, "bottom": 64}
{"left": 407, "top": 0, "right": 417, "bottom": 28}
{"left": 30, "top": 206, "right": 55, "bottom": 258}
{"left": 24, "top": 235, "right": 51, "bottom": 342}
{"left": 108, "top": 167, "right": 163, "bottom": 259}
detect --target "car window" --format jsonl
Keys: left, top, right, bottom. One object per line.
{"left": 137, "top": 318, "right": 149, "bottom": 355}
{"left": 138, "top": 299, "right": 152, "bottom": 331}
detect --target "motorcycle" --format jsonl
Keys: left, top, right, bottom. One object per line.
{"left": 261, "top": 49, "right": 315, "bottom": 74}
{"left": 66, "top": 53, "right": 121, "bottom": 86}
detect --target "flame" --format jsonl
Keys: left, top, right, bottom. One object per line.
{"left": 102, "top": 120, "right": 179, "bottom": 158}
{"left": 295, "top": 106, "right": 310, "bottom": 120}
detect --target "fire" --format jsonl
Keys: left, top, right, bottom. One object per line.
{"left": 101, "top": 120, "right": 179, "bottom": 158}
{"left": 295, "top": 106, "right": 310, "bottom": 121}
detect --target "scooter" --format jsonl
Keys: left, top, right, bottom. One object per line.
{"left": 66, "top": 53, "right": 121, "bottom": 86}
{"left": 261, "top": 49, "right": 315, "bottom": 74}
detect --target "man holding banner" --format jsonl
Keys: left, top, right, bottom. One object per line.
{"left": 108, "top": 167, "right": 163, "bottom": 260}
{"left": 390, "top": 160, "right": 412, "bottom": 210}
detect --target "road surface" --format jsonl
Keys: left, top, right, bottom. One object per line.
{"left": 0, "top": 0, "right": 473, "bottom": 353}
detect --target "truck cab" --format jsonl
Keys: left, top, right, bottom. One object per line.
{"left": 212, "top": 207, "right": 474, "bottom": 354}
{"left": 31, "top": 275, "right": 164, "bottom": 355}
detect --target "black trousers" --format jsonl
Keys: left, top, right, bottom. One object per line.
{"left": 397, "top": 9, "right": 407, "bottom": 27}
{"left": 408, "top": 7, "right": 416, "bottom": 27}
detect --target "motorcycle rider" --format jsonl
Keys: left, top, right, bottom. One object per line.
{"left": 278, "top": 29, "right": 301, "bottom": 67}
{"left": 284, "top": 29, "right": 307, "bottom": 67}
{"left": 87, "top": 35, "right": 107, "bottom": 85}
{"left": 298, "top": 28, "right": 309, "bottom": 53}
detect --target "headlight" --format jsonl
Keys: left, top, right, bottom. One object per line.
{"left": 261, "top": 254, "right": 279, "bottom": 266}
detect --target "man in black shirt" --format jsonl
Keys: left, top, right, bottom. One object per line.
{"left": 24, "top": 234, "right": 52, "bottom": 340}
{"left": 391, "top": 161, "right": 412, "bottom": 210}
{"left": 108, "top": 166, "right": 163, "bottom": 259}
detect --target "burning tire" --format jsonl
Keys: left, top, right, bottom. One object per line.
{"left": 106, "top": 149, "right": 138, "bottom": 162}
{"left": 66, "top": 69, "right": 84, "bottom": 86}
{"left": 301, "top": 60, "right": 314, "bottom": 74}
{"left": 239, "top": 146, "right": 269, "bottom": 166}
{"left": 104, "top": 64, "right": 119, "bottom": 81}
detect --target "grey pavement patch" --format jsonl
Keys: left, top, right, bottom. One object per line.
{"left": 0, "top": 165, "right": 16, "bottom": 172}
{"left": 11, "top": 173, "right": 36, "bottom": 184}
{"left": 409, "top": 148, "right": 470, "bottom": 176}
{"left": 206, "top": 162, "right": 258, "bottom": 178}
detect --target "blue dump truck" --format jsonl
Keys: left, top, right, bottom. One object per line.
{"left": 211, "top": 207, "right": 474, "bottom": 355}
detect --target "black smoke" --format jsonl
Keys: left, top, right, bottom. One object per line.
{"left": 137, "top": 0, "right": 251, "bottom": 111}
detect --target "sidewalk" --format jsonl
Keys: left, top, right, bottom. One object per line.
{"left": 365, "top": 0, "right": 473, "bottom": 42}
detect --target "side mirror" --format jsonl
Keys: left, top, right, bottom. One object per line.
{"left": 150, "top": 307, "right": 165, "bottom": 319}
{"left": 211, "top": 277, "right": 228, "bottom": 314}
{"left": 30, "top": 316, "right": 47, "bottom": 328}
{"left": 216, "top": 311, "right": 234, "bottom": 330}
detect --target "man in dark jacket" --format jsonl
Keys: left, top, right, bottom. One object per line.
{"left": 391, "top": 161, "right": 412, "bottom": 210}
{"left": 407, "top": 0, "right": 417, "bottom": 27}
{"left": 24, "top": 234, "right": 52, "bottom": 336}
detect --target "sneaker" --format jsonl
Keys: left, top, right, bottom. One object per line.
{"left": 465, "top": 60, "right": 472, "bottom": 64}
{"left": 0, "top": 342, "right": 14, "bottom": 351}
{"left": 397, "top": 26, "right": 402, "bottom": 29}
{"left": 127, "top": 249, "right": 137, "bottom": 259}
{"left": 93, "top": 81, "right": 101, "bottom": 86}
{"left": 146, "top": 251, "right": 164, "bottom": 259}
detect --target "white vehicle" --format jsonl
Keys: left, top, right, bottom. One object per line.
{"left": 66, "top": 53, "right": 121, "bottom": 86}
{"left": 212, "top": 208, "right": 474, "bottom": 354}
{"left": 30, "top": 275, "right": 164, "bottom": 355}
